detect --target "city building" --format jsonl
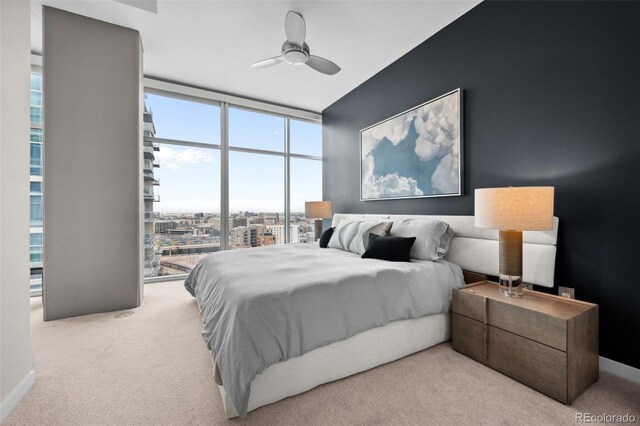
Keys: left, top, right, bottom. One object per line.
{"left": 258, "top": 233, "right": 276, "bottom": 247}
{"left": 29, "top": 71, "right": 44, "bottom": 294}
{"left": 232, "top": 217, "right": 248, "bottom": 228}
{"left": 259, "top": 212, "right": 280, "bottom": 225}
{"left": 230, "top": 225, "right": 274, "bottom": 249}
{"left": 143, "top": 99, "right": 162, "bottom": 277}
{"left": 154, "top": 220, "right": 176, "bottom": 234}
{"left": 266, "top": 224, "right": 300, "bottom": 245}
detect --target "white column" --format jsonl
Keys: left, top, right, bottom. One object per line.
{"left": 43, "top": 7, "right": 144, "bottom": 320}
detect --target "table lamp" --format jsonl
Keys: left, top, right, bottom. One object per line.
{"left": 305, "top": 201, "right": 333, "bottom": 240}
{"left": 475, "top": 187, "right": 554, "bottom": 297}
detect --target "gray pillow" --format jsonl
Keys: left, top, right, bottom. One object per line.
{"left": 389, "top": 218, "right": 453, "bottom": 261}
{"left": 328, "top": 219, "right": 392, "bottom": 255}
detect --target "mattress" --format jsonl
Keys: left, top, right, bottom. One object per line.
{"left": 185, "top": 243, "right": 464, "bottom": 415}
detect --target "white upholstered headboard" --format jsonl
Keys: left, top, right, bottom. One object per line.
{"left": 331, "top": 214, "right": 559, "bottom": 288}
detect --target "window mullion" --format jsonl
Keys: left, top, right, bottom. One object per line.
{"left": 284, "top": 118, "right": 291, "bottom": 244}
{"left": 220, "top": 102, "right": 230, "bottom": 251}
{"left": 146, "top": 136, "right": 221, "bottom": 150}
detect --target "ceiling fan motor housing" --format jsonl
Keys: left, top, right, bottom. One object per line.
{"left": 282, "top": 41, "right": 310, "bottom": 65}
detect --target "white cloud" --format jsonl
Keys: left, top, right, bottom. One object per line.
{"left": 362, "top": 110, "right": 416, "bottom": 152}
{"left": 361, "top": 154, "right": 423, "bottom": 199}
{"left": 376, "top": 173, "right": 423, "bottom": 197}
{"left": 414, "top": 94, "right": 459, "bottom": 162}
{"left": 431, "top": 153, "right": 459, "bottom": 194}
{"left": 154, "top": 146, "right": 177, "bottom": 161}
{"left": 155, "top": 146, "right": 215, "bottom": 169}
{"left": 361, "top": 132, "right": 380, "bottom": 157}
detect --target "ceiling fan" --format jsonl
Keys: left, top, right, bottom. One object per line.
{"left": 251, "top": 11, "right": 341, "bottom": 76}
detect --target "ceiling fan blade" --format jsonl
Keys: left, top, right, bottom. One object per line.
{"left": 251, "top": 56, "right": 284, "bottom": 69}
{"left": 285, "top": 11, "right": 306, "bottom": 46}
{"left": 306, "top": 55, "right": 341, "bottom": 75}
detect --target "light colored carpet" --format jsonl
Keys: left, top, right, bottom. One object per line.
{"left": 5, "top": 281, "right": 639, "bottom": 426}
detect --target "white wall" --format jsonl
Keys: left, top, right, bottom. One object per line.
{"left": 0, "top": 0, "right": 36, "bottom": 421}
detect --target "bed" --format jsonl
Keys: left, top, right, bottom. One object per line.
{"left": 185, "top": 213, "right": 559, "bottom": 417}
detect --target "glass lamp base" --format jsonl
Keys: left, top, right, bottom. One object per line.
{"left": 498, "top": 274, "right": 524, "bottom": 297}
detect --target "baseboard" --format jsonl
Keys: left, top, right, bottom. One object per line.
{"left": 0, "top": 370, "right": 35, "bottom": 423}
{"left": 599, "top": 356, "right": 640, "bottom": 384}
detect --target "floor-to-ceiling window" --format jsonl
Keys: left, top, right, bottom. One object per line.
{"left": 143, "top": 82, "right": 322, "bottom": 279}
{"left": 30, "top": 70, "right": 44, "bottom": 294}
{"left": 228, "top": 107, "right": 285, "bottom": 248}
{"left": 289, "top": 119, "right": 323, "bottom": 243}
{"left": 143, "top": 93, "right": 222, "bottom": 277}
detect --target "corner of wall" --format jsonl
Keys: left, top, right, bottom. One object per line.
{"left": 0, "top": 370, "right": 35, "bottom": 423}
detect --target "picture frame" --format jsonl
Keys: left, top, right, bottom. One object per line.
{"left": 360, "top": 88, "right": 463, "bottom": 201}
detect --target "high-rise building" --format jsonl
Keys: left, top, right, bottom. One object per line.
{"left": 209, "top": 217, "right": 222, "bottom": 231}
{"left": 266, "top": 224, "right": 300, "bottom": 245}
{"left": 143, "top": 99, "right": 162, "bottom": 277}
{"left": 29, "top": 71, "right": 44, "bottom": 293}
{"left": 232, "top": 217, "right": 248, "bottom": 228}
{"left": 260, "top": 212, "right": 280, "bottom": 225}
{"left": 154, "top": 220, "right": 176, "bottom": 234}
{"left": 230, "top": 226, "right": 250, "bottom": 249}
{"left": 230, "top": 225, "right": 273, "bottom": 249}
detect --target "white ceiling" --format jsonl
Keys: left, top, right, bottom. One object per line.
{"left": 31, "top": 0, "right": 480, "bottom": 112}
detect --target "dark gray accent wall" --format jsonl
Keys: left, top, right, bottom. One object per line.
{"left": 43, "top": 7, "right": 144, "bottom": 320}
{"left": 323, "top": 1, "right": 640, "bottom": 368}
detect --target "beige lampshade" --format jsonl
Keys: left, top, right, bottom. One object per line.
{"left": 305, "top": 201, "right": 333, "bottom": 219}
{"left": 475, "top": 187, "right": 554, "bottom": 230}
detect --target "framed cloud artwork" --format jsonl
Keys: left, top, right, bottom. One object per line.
{"left": 360, "top": 89, "right": 463, "bottom": 201}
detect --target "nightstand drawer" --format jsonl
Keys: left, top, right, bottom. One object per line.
{"left": 452, "top": 289, "right": 485, "bottom": 322}
{"left": 488, "top": 301, "right": 567, "bottom": 351}
{"left": 453, "top": 287, "right": 567, "bottom": 351}
{"left": 452, "top": 313, "right": 485, "bottom": 362}
{"left": 488, "top": 326, "right": 567, "bottom": 403}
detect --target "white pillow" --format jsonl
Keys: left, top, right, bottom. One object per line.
{"left": 438, "top": 226, "right": 455, "bottom": 259}
{"left": 328, "top": 219, "right": 392, "bottom": 255}
{"left": 389, "top": 218, "right": 453, "bottom": 261}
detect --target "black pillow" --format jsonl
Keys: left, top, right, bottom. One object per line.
{"left": 361, "top": 234, "right": 416, "bottom": 262}
{"left": 319, "top": 227, "right": 335, "bottom": 248}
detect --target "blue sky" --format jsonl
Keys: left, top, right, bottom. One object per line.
{"left": 146, "top": 94, "right": 322, "bottom": 214}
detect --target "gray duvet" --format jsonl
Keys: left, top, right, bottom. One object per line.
{"left": 184, "top": 243, "right": 464, "bottom": 416}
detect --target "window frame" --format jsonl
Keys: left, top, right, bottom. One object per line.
{"left": 29, "top": 59, "right": 323, "bottom": 289}
{"left": 143, "top": 79, "right": 322, "bottom": 283}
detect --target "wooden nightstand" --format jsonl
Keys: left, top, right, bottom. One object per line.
{"left": 452, "top": 281, "right": 599, "bottom": 404}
